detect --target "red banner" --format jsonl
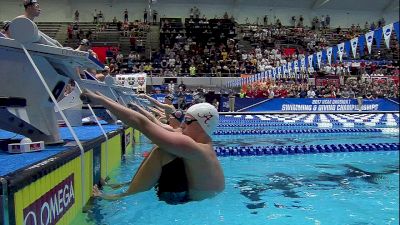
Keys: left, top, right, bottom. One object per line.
{"left": 92, "top": 46, "right": 119, "bottom": 64}
{"left": 283, "top": 48, "right": 296, "bottom": 56}
{"left": 23, "top": 174, "right": 75, "bottom": 225}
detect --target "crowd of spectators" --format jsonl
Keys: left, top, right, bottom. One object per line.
{"left": 59, "top": 8, "right": 400, "bottom": 101}
{"left": 242, "top": 76, "right": 399, "bottom": 99}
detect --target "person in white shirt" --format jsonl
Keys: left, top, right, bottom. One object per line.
{"left": 15, "top": 0, "right": 62, "bottom": 47}
{"left": 307, "top": 88, "right": 316, "bottom": 98}
{"left": 168, "top": 81, "right": 175, "bottom": 94}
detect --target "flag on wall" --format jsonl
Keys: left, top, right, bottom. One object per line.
{"left": 294, "top": 60, "right": 299, "bottom": 71}
{"left": 394, "top": 21, "right": 400, "bottom": 43}
{"left": 316, "top": 51, "right": 322, "bottom": 68}
{"left": 365, "top": 30, "right": 374, "bottom": 54}
{"left": 344, "top": 41, "right": 351, "bottom": 58}
{"left": 374, "top": 27, "right": 383, "bottom": 49}
{"left": 283, "top": 64, "right": 288, "bottom": 74}
{"left": 307, "top": 54, "right": 313, "bottom": 68}
{"left": 383, "top": 23, "right": 393, "bottom": 48}
{"left": 337, "top": 43, "right": 344, "bottom": 62}
{"left": 350, "top": 37, "right": 358, "bottom": 58}
{"left": 326, "top": 47, "right": 333, "bottom": 65}
{"left": 332, "top": 46, "right": 338, "bottom": 63}
{"left": 358, "top": 35, "right": 365, "bottom": 56}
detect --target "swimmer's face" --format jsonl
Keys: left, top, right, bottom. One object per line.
{"left": 181, "top": 114, "right": 200, "bottom": 137}
{"left": 164, "top": 97, "right": 172, "bottom": 104}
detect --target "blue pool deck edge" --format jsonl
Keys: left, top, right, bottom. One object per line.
{"left": 0, "top": 124, "right": 123, "bottom": 177}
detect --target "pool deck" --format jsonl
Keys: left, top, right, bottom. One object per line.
{"left": 0, "top": 124, "right": 122, "bottom": 177}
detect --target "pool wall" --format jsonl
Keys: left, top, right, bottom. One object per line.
{"left": 0, "top": 127, "right": 134, "bottom": 225}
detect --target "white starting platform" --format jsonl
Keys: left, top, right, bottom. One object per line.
{"left": 0, "top": 17, "right": 140, "bottom": 144}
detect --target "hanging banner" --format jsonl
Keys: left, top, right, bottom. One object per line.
{"left": 116, "top": 72, "right": 147, "bottom": 92}
{"left": 350, "top": 37, "right": 358, "bottom": 58}
{"left": 316, "top": 51, "right": 322, "bottom": 68}
{"left": 283, "top": 64, "right": 288, "bottom": 76}
{"left": 332, "top": 46, "right": 338, "bottom": 63}
{"left": 277, "top": 66, "right": 282, "bottom": 76}
{"left": 344, "top": 41, "right": 351, "bottom": 58}
{"left": 374, "top": 27, "right": 383, "bottom": 49}
{"left": 383, "top": 23, "right": 393, "bottom": 48}
{"left": 394, "top": 21, "right": 400, "bottom": 43}
{"left": 307, "top": 54, "right": 313, "bottom": 68}
{"left": 326, "top": 47, "right": 333, "bottom": 65}
{"left": 294, "top": 60, "right": 299, "bottom": 71}
{"left": 288, "top": 62, "right": 292, "bottom": 74}
{"left": 322, "top": 49, "right": 327, "bottom": 64}
{"left": 358, "top": 35, "right": 365, "bottom": 56}
{"left": 337, "top": 43, "right": 345, "bottom": 62}
{"left": 365, "top": 30, "right": 374, "bottom": 54}
{"left": 300, "top": 58, "right": 306, "bottom": 71}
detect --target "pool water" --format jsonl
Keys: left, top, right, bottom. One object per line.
{"left": 213, "top": 132, "right": 398, "bottom": 147}
{"left": 73, "top": 134, "right": 399, "bottom": 225}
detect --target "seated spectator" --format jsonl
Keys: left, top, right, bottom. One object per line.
{"left": 1, "top": 21, "right": 10, "bottom": 37}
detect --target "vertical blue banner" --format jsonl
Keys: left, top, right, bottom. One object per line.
{"left": 358, "top": 35, "right": 365, "bottom": 56}
{"left": 374, "top": 27, "right": 383, "bottom": 49}
{"left": 322, "top": 49, "right": 327, "bottom": 63}
{"left": 344, "top": 41, "right": 351, "bottom": 58}
{"left": 393, "top": 21, "right": 399, "bottom": 43}
{"left": 332, "top": 46, "right": 338, "bottom": 63}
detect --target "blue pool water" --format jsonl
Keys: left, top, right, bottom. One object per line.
{"left": 74, "top": 114, "right": 399, "bottom": 225}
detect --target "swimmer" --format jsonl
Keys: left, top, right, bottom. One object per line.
{"left": 101, "top": 107, "right": 185, "bottom": 190}
{"left": 138, "top": 93, "right": 176, "bottom": 120}
{"left": 81, "top": 90, "right": 224, "bottom": 203}
{"left": 127, "top": 102, "right": 184, "bottom": 132}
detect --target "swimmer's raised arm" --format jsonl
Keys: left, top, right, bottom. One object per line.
{"left": 127, "top": 102, "right": 163, "bottom": 126}
{"left": 82, "top": 90, "right": 205, "bottom": 159}
{"left": 148, "top": 106, "right": 164, "bottom": 118}
{"left": 138, "top": 94, "right": 175, "bottom": 114}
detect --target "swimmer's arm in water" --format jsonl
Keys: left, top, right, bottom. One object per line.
{"left": 93, "top": 185, "right": 130, "bottom": 200}
{"left": 82, "top": 90, "right": 205, "bottom": 159}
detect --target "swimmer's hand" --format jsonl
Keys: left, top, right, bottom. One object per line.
{"left": 138, "top": 94, "right": 148, "bottom": 98}
{"left": 80, "top": 89, "right": 104, "bottom": 105}
{"left": 92, "top": 184, "right": 127, "bottom": 201}
{"left": 92, "top": 184, "right": 103, "bottom": 197}
{"left": 127, "top": 102, "right": 139, "bottom": 110}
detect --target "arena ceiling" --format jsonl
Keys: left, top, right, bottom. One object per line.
{"left": 90, "top": 0, "right": 399, "bottom": 12}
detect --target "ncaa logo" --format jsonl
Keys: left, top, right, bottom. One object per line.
{"left": 367, "top": 36, "right": 373, "bottom": 43}
{"left": 385, "top": 28, "right": 391, "bottom": 36}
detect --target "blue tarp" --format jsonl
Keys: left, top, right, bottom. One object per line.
{"left": 0, "top": 124, "right": 122, "bottom": 176}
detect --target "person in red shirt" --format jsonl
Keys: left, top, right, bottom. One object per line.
{"left": 67, "top": 24, "right": 73, "bottom": 39}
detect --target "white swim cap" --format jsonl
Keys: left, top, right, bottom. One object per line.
{"left": 186, "top": 103, "right": 219, "bottom": 136}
